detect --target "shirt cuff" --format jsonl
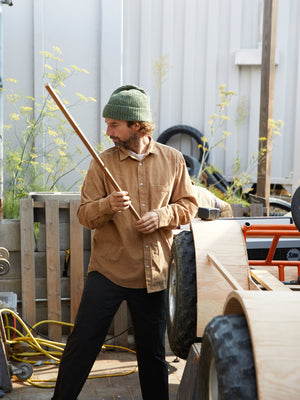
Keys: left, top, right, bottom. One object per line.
{"left": 99, "top": 196, "right": 116, "bottom": 215}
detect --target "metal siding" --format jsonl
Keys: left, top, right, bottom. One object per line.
{"left": 2, "top": 0, "right": 300, "bottom": 192}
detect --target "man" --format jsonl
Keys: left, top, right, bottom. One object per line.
{"left": 51, "top": 84, "right": 198, "bottom": 400}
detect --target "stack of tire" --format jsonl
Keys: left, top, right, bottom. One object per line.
{"left": 157, "top": 125, "right": 291, "bottom": 216}
{"left": 156, "top": 125, "right": 229, "bottom": 194}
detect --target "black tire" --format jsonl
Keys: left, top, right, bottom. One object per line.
{"left": 167, "top": 231, "right": 197, "bottom": 359}
{"left": 269, "top": 198, "right": 291, "bottom": 216}
{"left": 199, "top": 314, "right": 257, "bottom": 400}
{"left": 212, "top": 171, "right": 230, "bottom": 191}
{"left": 183, "top": 154, "right": 201, "bottom": 177}
{"left": 291, "top": 186, "right": 300, "bottom": 231}
{"left": 200, "top": 169, "right": 228, "bottom": 194}
{"left": 157, "top": 125, "right": 209, "bottom": 163}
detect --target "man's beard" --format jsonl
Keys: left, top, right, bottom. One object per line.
{"left": 113, "top": 130, "right": 139, "bottom": 151}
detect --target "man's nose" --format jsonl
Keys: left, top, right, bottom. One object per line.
{"left": 106, "top": 127, "right": 112, "bottom": 137}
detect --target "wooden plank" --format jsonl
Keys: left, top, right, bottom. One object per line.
{"left": 113, "top": 300, "right": 128, "bottom": 347}
{"left": 257, "top": 0, "right": 278, "bottom": 209}
{"left": 20, "top": 198, "right": 36, "bottom": 326}
{"left": 69, "top": 200, "right": 84, "bottom": 323}
{"left": 45, "top": 199, "right": 62, "bottom": 341}
{"left": 207, "top": 252, "right": 244, "bottom": 291}
{"left": 176, "top": 343, "right": 201, "bottom": 400}
{"left": 250, "top": 269, "right": 290, "bottom": 291}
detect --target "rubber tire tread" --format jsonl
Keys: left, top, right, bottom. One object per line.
{"left": 183, "top": 154, "right": 201, "bottom": 177}
{"left": 199, "top": 314, "right": 257, "bottom": 400}
{"left": 269, "top": 199, "right": 291, "bottom": 216}
{"left": 200, "top": 169, "right": 228, "bottom": 194}
{"left": 156, "top": 125, "right": 209, "bottom": 163}
{"left": 167, "top": 230, "right": 197, "bottom": 360}
{"left": 212, "top": 170, "right": 230, "bottom": 190}
{"left": 291, "top": 185, "right": 300, "bottom": 231}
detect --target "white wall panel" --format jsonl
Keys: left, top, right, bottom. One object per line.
{"left": 2, "top": 0, "right": 300, "bottom": 192}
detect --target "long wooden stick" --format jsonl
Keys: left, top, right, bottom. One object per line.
{"left": 45, "top": 83, "right": 140, "bottom": 220}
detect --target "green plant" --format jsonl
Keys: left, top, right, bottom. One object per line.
{"left": 194, "top": 84, "right": 284, "bottom": 205}
{"left": 2, "top": 47, "right": 96, "bottom": 218}
{"left": 196, "top": 84, "right": 236, "bottom": 180}
{"left": 152, "top": 54, "right": 172, "bottom": 124}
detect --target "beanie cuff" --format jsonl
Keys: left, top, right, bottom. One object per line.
{"left": 103, "top": 104, "right": 152, "bottom": 122}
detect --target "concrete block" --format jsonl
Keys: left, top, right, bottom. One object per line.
{"left": 29, "top": 192, "right": 81, "bottom": 223}
{"left": 0, "top": 251, "right": 21, "bottom": 279}
{"left": 0, "top": 279, "right": 21, "bottom": 297}
{"left": 36, "top": 223, "right": 91, "bottom": 252}
{"left": 0, "top": 219, "right": 21, "bottom": 251}
{"left": 34, "top": 250, "right": 68, "bottom": 278}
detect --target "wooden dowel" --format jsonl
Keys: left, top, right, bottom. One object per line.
{"left": 207, "top": 252, "right": 244, "bottom": 291}
{"left": 45, "top": 83, "right": 140, "bottom": 221}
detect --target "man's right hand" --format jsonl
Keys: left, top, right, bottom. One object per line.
{"left": 109, "top": 191, "right": 131, "bottom": 212}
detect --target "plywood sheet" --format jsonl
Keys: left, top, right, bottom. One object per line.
{"left": 191, "top": 219, "right": 249, "bottom": 337}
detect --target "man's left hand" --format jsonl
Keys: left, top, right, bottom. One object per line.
{"left": 136, "top": 211, "right": 159, "bottom": 234}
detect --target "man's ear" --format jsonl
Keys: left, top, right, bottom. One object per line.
{"left": 134, "top": 122, "right": 141, "bottom": 131}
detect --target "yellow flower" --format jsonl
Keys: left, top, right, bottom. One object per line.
{"left": 52, "top": 46, "right": 62, "bottom": 54}
{"left": 40, "top": 51, "right": 53, "bottom": 58}
{"left": 70, "top": 65, "right": 81, "bottom": 72}
{"left": 48, "top": 129, "right": 58, "bottom": 137}
{"left": 89, "top": 97, "right": 97, "bottom": 102}
{"left": 20, "top": 106, "right": 33, "bottom": 113}
{"left": 76, "top": 92, "right": 88, "bottom": 102}
{"left": 9, "top": 113, "right": 20, "bottom": 121}
{"left": 6, "top": 78, "right": 18, "bottom": 83}
{"left": 44, "top": 64, "right": 53, "bottom": 70}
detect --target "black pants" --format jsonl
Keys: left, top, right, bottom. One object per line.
{"left": 51, "top": 271, "right": 169, "bottom": 400}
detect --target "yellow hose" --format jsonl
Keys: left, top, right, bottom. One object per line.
{"left": 0, "top": 308, "right": 137, "bottom": 389}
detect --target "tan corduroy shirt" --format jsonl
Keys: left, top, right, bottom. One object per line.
{"left": 77, "top": 137, "right": 198, "bottom": 293}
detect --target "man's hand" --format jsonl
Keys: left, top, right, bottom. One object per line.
{"left": 136, "top": 211, "right": 159, "bottom": 234}
{"left": 109, "top": 191, "right": 131, "bottom": 212}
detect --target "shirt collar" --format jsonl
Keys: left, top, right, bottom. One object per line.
{"left": 119, "top": 136, "right": 159, "bottom": 161}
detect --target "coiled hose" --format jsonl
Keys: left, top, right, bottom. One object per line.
{"left": 0, "top": 308, "right": 137, "bottom": 388}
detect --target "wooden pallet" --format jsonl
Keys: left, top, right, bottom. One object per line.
{"left": 19, "top": 198, "right": 128, "bottom": 346}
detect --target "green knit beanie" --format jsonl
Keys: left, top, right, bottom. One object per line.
{"left": 102, "top": 84, "right": 152, "bottom": 122}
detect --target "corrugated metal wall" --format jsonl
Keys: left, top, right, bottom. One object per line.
{"left": 3, "top": 0, "right": 300, "bottom": 191}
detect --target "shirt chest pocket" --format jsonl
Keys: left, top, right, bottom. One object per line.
{"left": 150, "top": 184, "right": 171, "bottom": 208}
